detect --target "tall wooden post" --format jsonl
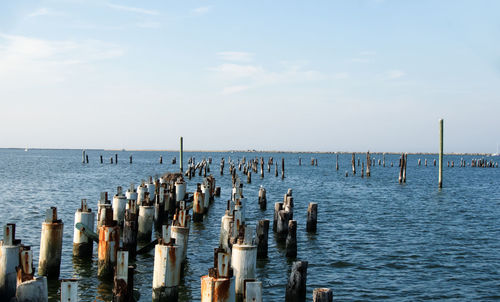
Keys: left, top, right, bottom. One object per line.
{"left": 439, "top": 119, "right": 443, "bottom": 188}
{"left": 180, "top": 137, "right": 184, "bottom": 173}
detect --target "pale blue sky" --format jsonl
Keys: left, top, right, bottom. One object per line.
{"left": 1, "top": 1, "right": 499, "bottom": 153}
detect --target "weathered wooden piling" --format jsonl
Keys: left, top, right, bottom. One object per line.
{"left": 38, "top": 207, "right": 63, "bottom": 279}
{"left": 403, "top": 153, "right": 407, "bottom": 183}
{"left": 306, "top": 202, "right": 317, "bottom": 232}
{"left": 351, "top": 153, "right": 356, "bottom": 175}
{"left": 129, "top": 155, "right": 133, "bottom": 164}
{"left": 152, "top": 239, "right": 182, "bottom": 302}
{"left": 98, "top": 207, "right": 120, "bottom": 278}
{"left": 336, "top": 153, "right": 339, "bottom": 170}
{"left": 73, "top": 199, "right": 95, "bottom": 257}
{"left": 439, "top": 118, "right": 444, "bottom": 188}
{"left": 277, "top": 210, "right": 291, "bottom": 241}
{"left": 273, "top": 202, "right": 282, "bottom": 232}
{"left": 82, "top": 150, "right": 86, "bottom": 163}
{"left": 361, "top": 162, "right": 364, "bottom": 178}
{"left": 247, "top": 171, "right": 251, "bottom": 184}
{"left": 231, "top": 229, "right": 257, "bottom": 301}
{"left": 123, "top": 199, "right": 138, "bottom": 259}
{"left": 193, "top": 186, "right": 204, "bottom": 222}
{"left": 180, "top": 136, "right": 184, "bottom": 172}
{"left": 245, "top": 281, "right": 263, "bottom": 302}
{"left": 313, "top": 288, "right": 333, "bottom": 302}
{"left": 100, "top": 155, "right": 103, "bottom": 164}
{"left": 285, "top": 261, "right": 308, "bottom": 302}
{"left": 366, "top": 152, "right": 371, "bottom": 177}
{"left": 275, "top": 162, "right": 278, "bottom": 177}
{"left": 256, "top": 220, "right": 269, "bottom": 259}
{"left": 258, "top": 186, "right": 267, "bottom": 211}
{"left": 61, "top": 279, "right": 78, "bottom": 302}
{"left": 281, "top": 158, "right": 285, "bottom": 179}
{"left": 0, "top": 224, "right": 20, "bottom": 300}
{"left": 286, "top": 220, "right": 297, "bottom": 258}
{"left": 113, "top": 250, "right": 131, "bottom": 302}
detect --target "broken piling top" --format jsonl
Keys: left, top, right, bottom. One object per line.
{"left": 60, "top": 279, "right": 78, "bottom": 302}
{"left": 2, "top": 223, "right": 16, "bottom": 246}
{"left": 99, "top": 192, "right": 109, "bottom": 205}
{"left": 116, "top": 186, "right": 123, "bottom": 196}
{"left": 78, "top": 199, "right": 91, "bottom": 213}
{"left": 213, "top": 248, "right": 232, "bottom": 278}
{"left": 45, "top": 207, "right": 60, "bottom": 223}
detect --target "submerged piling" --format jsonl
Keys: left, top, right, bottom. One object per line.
{"left": 256, "top": 219, "right": 269, "bottom": 259}
{"left": 306, "top": 202, "right": 317, "bottom": 232}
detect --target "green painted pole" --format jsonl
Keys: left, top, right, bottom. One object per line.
{"left": 439, "top": 119, "right": 443, "bottom": 188}
{"left": 180, "top": 137, "right": 183, "bottom": 172}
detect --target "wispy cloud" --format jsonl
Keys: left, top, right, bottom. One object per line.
{"left": 222, "top": 85, "right": 250, "bottom": 95}
{"left": 136, "top": 21, "right": 161, "bottom": 29}
{"left": 27, "top": 8, "right": 66, "bottom": 18}
{"left": 217, "top": 51, "right": 254, "bottom": 62}
{"left": 382, "top": 70, "right": 406, "bottom": 79}
{"left": 192, "top": 6, "right": 211, "bottom": 15}
{"left": 0, "top": 33, "right": 124, "bottom": 84}
{"left": 211, "top": 57, "right": 322, "bottom": 94}
{"left": 351, "top": 50, "right": 376, "bottom": 63}
{"left": 106, "top": 3, "right": 159, "bottom": 15}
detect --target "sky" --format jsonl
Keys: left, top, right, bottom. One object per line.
{"left": 0, "top": 0, "right": 499, "bottom": 153}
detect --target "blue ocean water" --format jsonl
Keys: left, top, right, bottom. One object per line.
{"left": 0, "top": 149, "right": 499, "bottom": 301}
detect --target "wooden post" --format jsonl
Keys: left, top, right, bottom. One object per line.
{"left": 273, "top": 202, "right": 283, "bottom": 232}
{"left": 100, "top": 155, "right": 103, "bottom": 164}
{"left": 286, "top": 220, "right": 297, "bottom": 258}
{"left": 336, "top": 153, "right": 339, "bottom": 171}
{"left": 285, "top": 261, "right": 308, "bottom": 302}
{"left": 351, "top": 153, "right": 356, "bottom": 175}
{"left": 180, "top": 136, "right": 184, "bottom": 173}
{"left": 115, "top": 153, "right": 118, "bottom": 164}
{"left": 73, "top": 199, "right": 95, "bottom": 257}
{"left": 361, "top": 162, "right": 364, "bottom": 178}
{"left": 38, "top": 207, "right": 63, "bottom": 279}
{"left": 129, "top": 155, "right": 132, "bottom": 164}
{"left": 247, "top": 171, "right": 251, "bottom": 184}
{"left": 256, "top": 220, "right": 269, "bottom": 259}
{"left": 403, "top": 153, "right": 407, "bottom": 183}
{"left": 275, "top": 162, "right": 278, "bottom": 177}
{"left": 281, "top": 158, "right": 285, "bottom": 179}
{"left": 258, "top": 186, "right": 267, "bottom": 211}
{"left": 123, "top": 203, "right": 138, "bottom": 259}
{"left": 313, "top": 288, "right": 333, "bottom": 302}
{"left": 306, "top": 203, "right": 317, "bottom": 232}
{"left": 439, "top": 119, "right": 443, "bottom": 188}
{"left": 399, "top": 154, "right": 404, "bottom": 184}
{"left": 366, "top": 152, "right": 371, "bottom": 177}
{"left": 193, "top": 187, "right": 204, "bottom": 222}
{"left": 82, "top": 150, "right": 85, "bottom": 164}
{"left": 276, "top": 210, "right": 290, "bottom": 241}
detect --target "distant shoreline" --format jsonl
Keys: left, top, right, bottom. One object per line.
{"left": 1, "top": 147, "right": 497, "bottom": 156}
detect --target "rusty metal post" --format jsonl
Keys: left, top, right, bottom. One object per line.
{"left": 306, "top": 203, "right": 318, "bottom": 233}
{"left": 201, "top": 249, "right": 235, "bottom": 302}
{"left": 113, "top": 250, "right": 130, "bottom": 302}
{"left": 137, "top": 204, "right": 154, "bottom": 242}
{"left": 313, "top": 288, "right": 333, "bottom": 302}
{"left": 285, "top": 261, "right": 308, "bottom": 302}
{"left": 113, "top": 187, "right": 127, "bottom": 228}
{"left": 61, "top": 279, "right": 78, "bottom": 302}
{"left": 245, "top": 281, "right": 262, "bottom": 302}
{"left": 231, "top": 231, "right": 257, "bottom": 301}
{"left": 38, "top": 207, "right": 63, "bottom": 279}
{"left": 98, "top": 207, "right": 120, "bottom": 279}
{"left": 152, "top": 239, "right": 182, "bottom": 302}
{"left": 0, "top": 224, "right": 20, "bottom": 300}
{"left": 73, "top": 199, "right": 95, "bottom": 257}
